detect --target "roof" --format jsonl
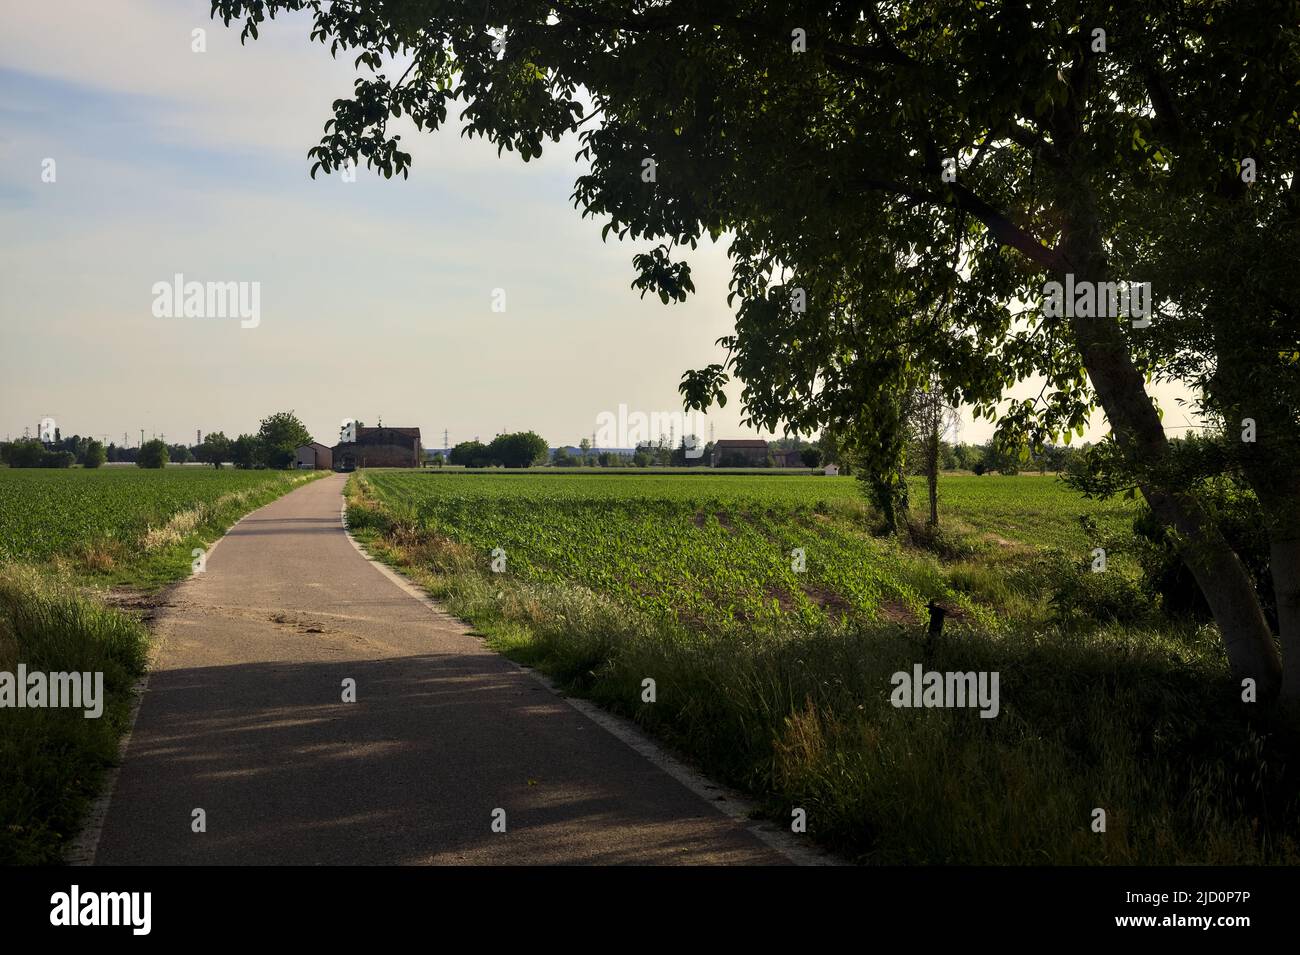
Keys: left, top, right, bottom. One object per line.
{"left": 714, "top": 439, "right": 768, "bottom": 449}
{"left": 297, "top": 442, "right": 330, "bottom": 452}
{"left": 356, "top": 426, "right": 421, "bottom": 439}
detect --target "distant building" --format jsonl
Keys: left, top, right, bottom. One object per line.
{"left": 295, "top": 442, "right": 333, "bottom": 470}
{"left": 711, "top": 438, "right": 769, "bottom": 467}
{"left": 333, "top": 426, "right": 422, "bottom": 470}
{"left": 771, "top": 449, "right": 805, "bottom": 468}
{"left": 823, "top": 463, "right": 840, "bottom": 476}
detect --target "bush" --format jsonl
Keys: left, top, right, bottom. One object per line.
{"left": 81, "top": 441, "right": 106, "bottom": 469}
{"left": 1041, "top": 549, "right": 1151, "bottom": 625}
{"left": 1132, "top": 478, "right": 1274, "bottom": 627}
{"left": 136, "top": 439, "right": 169, "bottom": 469}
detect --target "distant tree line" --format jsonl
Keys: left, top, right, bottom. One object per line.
{"left": 448, "top": 432, "right": 549, "bottom": 469}
{"left": 0, "top": 410, "right": 317, "bottom": 471}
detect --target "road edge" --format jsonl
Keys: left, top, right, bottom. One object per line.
{"left": 67, "top": 500, "right": 251, "bottom": 866}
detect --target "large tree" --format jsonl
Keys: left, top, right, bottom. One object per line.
{"left": 257, "top": 411, "right": 314, "bottom": 469}
{"left": 211, "top": 1, "right": 1300, "bottom": 701}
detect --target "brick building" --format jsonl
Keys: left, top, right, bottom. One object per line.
{"left": 333, "top": 426, "right": 422, "bottom": 470}
{"left": 711, "top": 438, "right": 769, "bottom": 467}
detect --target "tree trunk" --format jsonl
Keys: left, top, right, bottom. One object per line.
{"left": 1245, "top": 470, "right": 1300, "bottom": 702}
{"left": 927, "top": 435, "right": 939, "bottom": 526}
{"left": 1056, "top": 198, "right": 1284, "bottom": 700}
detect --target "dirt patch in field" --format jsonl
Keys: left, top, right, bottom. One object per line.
{"left": 802, "top": 584, "right": 853, "bottom": 620}
{"left": 765, "top": 585, "right": 801, "bottom": 615}
{"left": 982, "top": 533, "right": 1032, "bottom": 553}
{"left": 691, "top": 510, "right": 738, "bottom": 533}
{"left": 876, "top": 600, "right": 918, "bottom": 625}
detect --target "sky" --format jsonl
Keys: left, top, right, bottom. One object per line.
{"left": 0, "top": 1, "right": 1200, "bottom": 451}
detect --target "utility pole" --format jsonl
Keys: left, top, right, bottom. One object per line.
{"left": 140, "top": 429, "right": 144, "bottom": 448}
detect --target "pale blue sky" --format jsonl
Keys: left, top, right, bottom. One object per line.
{"left": 0, "top": 1, "right": 1196, "bottom": 450}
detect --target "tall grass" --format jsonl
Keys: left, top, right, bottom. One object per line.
{"left": 0, "top": 566, "right": 150, "bottom": 864}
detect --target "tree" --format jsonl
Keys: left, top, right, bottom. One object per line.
{"left": 210, "top": 2, "right": 1300, "bottom": 699}
{"left": 488, "top": 431, "right": 548, "bottom": 468}
{"left": 256, "top": 411, "right": 314, "bottom": 469}
{"left": 137, "top": 439, "right": 169, "bottom": 469}
{"left": 449, "top": 440, "right": 489, "bottom": 468}
{"left": 3, "top": 440, "right": 46, "bottom": 468}
{"left": 82, "top": 440, "right": 106, "bottom": 469}
{"left": 801, "top": 447, "right": 822, "bottom": 469}
{"left": 231, "top": 434, "right": 261, "bottom": 469}
{"left": 953, "top": 444, "right": 984, "bottom": 473}
{"left": 912, "top": 378, "right": 960, "bottom": 526}
{"left": 197, "top": 432, "right": 232, "bottom": 469}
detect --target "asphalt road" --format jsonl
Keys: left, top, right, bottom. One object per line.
{"left": 93, "top": 474, "right": 786, "bottom": 865}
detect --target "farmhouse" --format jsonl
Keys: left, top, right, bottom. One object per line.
{"left": 333, "top": 426, "right": 422, "bottom": 470}
{"left": 711, "top": 438, "right": 768, "bottom": 467}
{"left": 295, "top": 442, "right": 333, "bottom": 470}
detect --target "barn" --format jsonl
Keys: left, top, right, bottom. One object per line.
{"left": 333, "top": 426, "right": 422, "bottom": 470}
{"left": 711, "top": 438, "right": 769, "bottom": 467}
{"left": 295, "top": 442, "right": 333, "bottom": 470}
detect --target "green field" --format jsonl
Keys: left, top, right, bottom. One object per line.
{"left": 346, "top": 468, "right": 1299, "bottom": 865}
{"left": 0, "top": 466, "right": 323, "bottom": 585}
{"left": 356, "top": 470, "right": 1138, "bottom": 634}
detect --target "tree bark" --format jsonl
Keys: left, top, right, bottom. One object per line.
{"left": 1245, "top": 469, "right": 1300, "bottom": 702}
{"left": 1056, "top": 194, "right": 1284, "bottom": 700}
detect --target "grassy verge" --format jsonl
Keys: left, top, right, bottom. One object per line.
{"left": 54, "top": 471, "right": 328, "bottom": 590}
{"left": 346, "top": 472, "right": 1300, "bottom": 864}
{"left": 0, "top": 469, "right": 327, "bottom": 864}
{"left": 0, "top": 567, "right": 149, "bottom": 864}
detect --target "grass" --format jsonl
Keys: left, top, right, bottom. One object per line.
{"left": 0, "top": 466, "right": 327, "bottom": 864}
{"left": 347, "top": 468, "right": 1300, "bottom": 864}
{"left": 0, "top": 566, "right": 150, "bottom": 864}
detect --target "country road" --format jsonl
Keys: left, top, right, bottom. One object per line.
{"left": 91, "top": 473, "right": 787, "bottom": 865}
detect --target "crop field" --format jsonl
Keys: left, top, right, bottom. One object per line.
{"left": 0, "top": 467, "right": 320, "bottom": 579}
{"left": 347, "top": 469, "right": 1300, "bottom": 865}
{"left": 357, "top": 470, "right": 1138, "bottom": 633}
